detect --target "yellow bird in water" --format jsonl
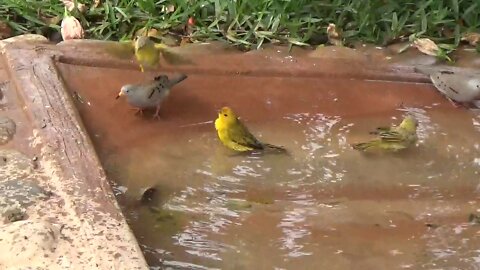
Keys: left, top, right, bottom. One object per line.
{"left": 134, "top": 36, "right": 192, "bottom": 72}
{"left": 352, "top": 116, "right": 418, "bottom": 152}
{"left": 214, "top": 107, "right": 287, "bottom": 153}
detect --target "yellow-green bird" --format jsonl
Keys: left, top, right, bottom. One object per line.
{"left": 134, "top": 36, "right": 192, "bottom": 72}
{"left": 352, "top": 116, "right": 418, "bottom": 152}
{"left": 214, "top": 106, "right": 287, "bottom": 153}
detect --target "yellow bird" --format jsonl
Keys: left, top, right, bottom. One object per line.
{"left": 134, "top": 36, "right": 192, "bottom": 72}
{"left": 352, "top": 116, "right": 418, "bottom": 152}
{"left": 214, "top": 107, "right": 287, "bottom": 153}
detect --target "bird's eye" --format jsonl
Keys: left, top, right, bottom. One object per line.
{"left": 223, "top": 114, "right": 228, "bottom": 117}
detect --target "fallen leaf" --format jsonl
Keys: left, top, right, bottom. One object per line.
{"left": 180, "top": 37, "right": 193, "bottom": 46}
{"left": 93, "top": 0, "right": 101, "bottom": 8}
{"left": 412, "top": 38, "right": 439, "bottom": 56}
{"left": 327, "top": 23, "right": 343, "bottom": 46}
{"left": 327, "top": 23, "right": 340, "bottom": 38}
{"left": 163, "top": 4, "right": 175, "bottom": 14}
{"left": 462, "top": 32, "right": 480, "bottom": 46}
{"left": 134, "top": 27, "right": 160, "bottom": 38}
{"left": 61, "top": 15, "right": 84, "bottom": 40}
{"left": 61, "top": 0, "right": 87, "bottom": 13}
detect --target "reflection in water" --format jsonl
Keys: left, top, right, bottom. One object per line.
{"left": 103, "top": 107, "right": 479, "bottom": 269}
{"left": 279, "top": 198, "right": 315, "bottom": 258}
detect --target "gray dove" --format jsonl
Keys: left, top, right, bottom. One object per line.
{"left": 116, "top": 74, "right": 188, "bottom": 119}
{"left": 414, "top": 65, "right": 480, "bottom": 108}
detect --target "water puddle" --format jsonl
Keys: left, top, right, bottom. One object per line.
{"left": 58, "top": 64, "right": 480, "bottom": 270}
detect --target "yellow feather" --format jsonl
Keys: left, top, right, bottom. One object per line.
{"left": 134, "top": 36, "right": 160, "bottom": 72}
{"left": 214, "top": 107, "right": 286, "bottom": 153}
{"left": 352, "top": 116, "right": 418, "bottom": 152}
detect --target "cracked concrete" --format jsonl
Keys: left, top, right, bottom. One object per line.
{"left": 0, "top": 35, "right": 148, "bottom": 269}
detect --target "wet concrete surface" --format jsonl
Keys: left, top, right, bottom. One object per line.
{"left": 56, "top": 45, "right": 480, "bottom": 270}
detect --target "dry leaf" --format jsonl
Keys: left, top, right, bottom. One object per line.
{"left": 61, "top": 0, "right": 87, "bottom": 13}
{"left": 61, "top": 15, "right": 84, "bottom": 40}
{"left": 0, "top": 21, "right": 12, "bottom": 40}
{"left": 327, "top": 23, "right": 343, "bottom": 46}
{"left": 180, "top": 37, "right": 193, "bottom": 46}
{"left": 162, "top": 4, "right": 175, "bottom": 14}
{"left": 134, "top": 27, "right": 160, "bottom": 38}
{"left": 327, "top": 23, "right": 340, "bottom": 38}
{"left": 461, "top": 32, "right": 480, "bottom": 46}
{"left": 412, "top": 38, "right": 439, "bottom": 56}
{"left": 93, "top": 0, "right": 101, "bottom": 8}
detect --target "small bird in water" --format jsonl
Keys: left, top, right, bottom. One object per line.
{"left": 214, "top": 106, "right": 287, "bottom": 153}
{"left": 352, "top": 116, "right": 418, "bottom": 152}
{"left": 116, "top": 74, "right": 188, "bottom": 119}
{"left": 414, "top": 65, "right": 480, "bottom": 108}
{"left": 134, "top": 36, "right": 191, "bottom": 72}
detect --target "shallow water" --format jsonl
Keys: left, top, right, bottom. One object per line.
{"left": 59, "top": 64, "right": 480, "bottom": 270}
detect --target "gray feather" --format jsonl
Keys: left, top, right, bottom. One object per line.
{"left": 120, "top": 74, "right": 188, "bottom": 109}
{"left": 414, "top": 65, "right": 480, "bottom": 103}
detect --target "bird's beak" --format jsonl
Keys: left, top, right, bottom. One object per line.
{"left": 116, "top": 91, "right": 123, "bottom": 99}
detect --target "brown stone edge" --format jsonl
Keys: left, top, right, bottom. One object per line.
{"left": 1, "top": 36, "right": 149, "bottom": 269}
{"left": 6, "top": 38, "right": 432, "bottom": 83}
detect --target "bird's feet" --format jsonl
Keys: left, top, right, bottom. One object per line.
{"left": 447, "top": 97, "right": 460, "bottom": 108}
{"left": 132, "top": 108, "right": 144, "bottom": 116}
{"left": 153, "top": 106, "right": 162, "bottom": 120}
{"left": 446, "top": 98, "right": 469, "bottom": 109}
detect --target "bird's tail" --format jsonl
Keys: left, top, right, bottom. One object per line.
{"left": 263, "top": 143, "right": 288, "bottom": 154}
{"left": 351, "top": 140, "right": 382, "bottom": 151}
{"left": 413, "top": 65, "right": 434, "bottom": 76}
{"left": 169, "top": 74, "right": 188, "bottom": 86}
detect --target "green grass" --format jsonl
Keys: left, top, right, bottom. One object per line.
{"left": 1, "top": 0, "right": 480, "bottom": 49}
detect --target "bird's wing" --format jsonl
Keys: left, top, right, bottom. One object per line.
{"left": 155, "top": 45, "right": 194, "bottom": 65}
{"left": 430, "top": 71, "right": 480, "bottom": 101}
{"left": 130, "top": 81, "right": 164, "bottom": 101}
{"left": 104, "top": 41, "right": 135, "bottom": 60}
{"left": 138, "top": 81, "right": 158, "bottom": 99}
{"left": 135, "top": 43, "right": 160, "bottom": 67}
{"left": 228, "top": 119, "right": 264, "bottom": 150}
{"left": 369, "top": 126, "right": 390, "bottom": 135}
{"left": 377, "top": 128, "right": 404, "bottom": 143}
